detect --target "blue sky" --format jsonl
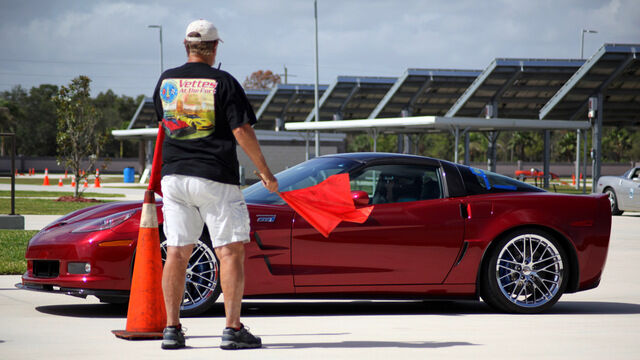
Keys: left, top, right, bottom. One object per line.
{"left": 1, "top": 0, "right": 638, "bottom": 97}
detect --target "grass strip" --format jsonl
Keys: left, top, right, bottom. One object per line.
{"left": 0, "top": 177, "right": 139, "bottom": 185}
{"left": 0, "top": 230, "right": 37, "bottom": 275}
{"left": 0, "top": 190, "right": 124, "bottom": 198}
{"left": 0, "top": 198, "right": 112, "bottom": 215}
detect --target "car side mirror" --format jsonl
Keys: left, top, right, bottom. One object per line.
{"left": 351, "top": 190, "right": 370, "bottom": 206}
{"left": 633, "top": 177, "right": 640, "bottom": 183}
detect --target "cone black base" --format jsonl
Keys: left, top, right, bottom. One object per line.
{"left": 112, "top": 330, "right": 163, "bottom": 340}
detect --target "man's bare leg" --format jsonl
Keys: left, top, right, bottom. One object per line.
{"left": 215, "top": 242, "right": 245, "bottom": 329}
{"left": 162, "top": 244, "right": 194, "bottom": 326}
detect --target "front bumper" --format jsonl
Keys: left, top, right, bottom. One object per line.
{"left": 16, "top": 282, "right": 129, "bottom": 301}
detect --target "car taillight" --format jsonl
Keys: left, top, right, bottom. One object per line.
{"left": 71, "top": 210, "right": 137, "bottom": 233}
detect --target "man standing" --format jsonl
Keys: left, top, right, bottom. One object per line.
{"left": 153, "top": 19, "right": 278, "bottom": 350}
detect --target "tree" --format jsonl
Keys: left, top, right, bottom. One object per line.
{"left": 555, "top": 131, "right": 576, "bottom": 162}
{"left": 53, "top": 76, "right": 107, "bottom": 197}
{"left": 603, "top": 127, "right": 632, "bottom": 162}
{"left": 18, "top": 85, "right": 59, "bottom": 156}
{"left": 243, "top": 70, "right": 281, "bottom": 89}
{"left": 0, "top": 99, "right": 17, "bottom": 156}
{"left": 93, "top": 90, "right": 140, "bottom": 158}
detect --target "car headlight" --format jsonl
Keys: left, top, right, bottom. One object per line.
{"left": 71, "top": 209, "right": 137, "bottom": 233}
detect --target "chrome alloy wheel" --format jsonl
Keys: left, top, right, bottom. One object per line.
{"left": 160, "top": 240, "right": 220, "bottom": 314}
{"left": 495, "top": 233, "right": 564, "bottom": 308}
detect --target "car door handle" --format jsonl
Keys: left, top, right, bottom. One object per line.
{"left": 459, "top": 203, "right": 470, "bottom": 219}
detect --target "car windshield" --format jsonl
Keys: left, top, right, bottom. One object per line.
{"left": 243, "top": 156, "right": 361, "bottom": 204}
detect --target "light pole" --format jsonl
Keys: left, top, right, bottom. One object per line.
{"left": 577, "top": 29, "right": 597, "bottom": 190}
{"left": 148, "top": 25, "right": 164, "bottom": 74}
{"left": 581, "top": 29, "right": 597, "bottom": 59}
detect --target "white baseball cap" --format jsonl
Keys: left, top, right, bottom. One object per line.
{"left": 185, "top": 19, "right": 222, "bottom": 42}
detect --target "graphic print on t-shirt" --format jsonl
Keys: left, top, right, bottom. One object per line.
{"left": 159, "top": 78, "right": 217, "bottom": 140}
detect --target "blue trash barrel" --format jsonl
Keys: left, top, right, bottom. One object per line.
{"left": 123, "top": 167, "right": 135, "bottom": 183}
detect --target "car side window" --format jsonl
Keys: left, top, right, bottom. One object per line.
{"left": 350, "top": 164, "right": 442, "bottom": 204}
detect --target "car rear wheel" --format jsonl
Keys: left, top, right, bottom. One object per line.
{"left": 604, "top": 188, "right": 624, "bottom": 215}
{"left": 481, "top": 229, "right": 568, "bottom": 314}
{"left": 160, "top": 231, "right": 222, "bottom": 317}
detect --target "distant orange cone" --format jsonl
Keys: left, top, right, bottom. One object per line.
{"left": 71, "top": 176, "right": 76, "bottom": 188}
{"left": 83, "top": 179, "right": 88, "bottom": 188}
{"left": 113, "top": 190, "right": 166, "bottom": 340}
{"left": 58, "top": 178, "right": 63, "bottom": 187}
{"left": 42, "top": 168, "right": 50, "bottom": 186}
{"left": 572, "top": 174, "right": 576, "bottom": 186}
{"left": 94, "top": 169, "right": 101, "bottom": 187}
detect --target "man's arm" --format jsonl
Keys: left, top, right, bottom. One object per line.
{"left": 232, "top": 123, "right": 278, "bottom": 193}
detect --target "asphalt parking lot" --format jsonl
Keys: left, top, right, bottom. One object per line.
{"left": 1, "top": 213, "right": 639, "bottom": 360}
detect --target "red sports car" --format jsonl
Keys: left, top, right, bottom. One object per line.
{"left": 18, "top": 153, "right": 612, "bottom": 315}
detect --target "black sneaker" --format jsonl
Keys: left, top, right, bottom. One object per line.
{"left": 220, "top": 325, "right": 262, "bottom": 350}
{"left": 161, "top": 325, "right": 186, "bottom": 350}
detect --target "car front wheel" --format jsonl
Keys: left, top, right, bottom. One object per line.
{"left": 160, "top": 231, "right": 221, "bottom": 317}
{"left": 604, "top": 188, "right": 624, "bottom": 215}
{"left": 481, "top": 229, "right": 568, "bottom": 314}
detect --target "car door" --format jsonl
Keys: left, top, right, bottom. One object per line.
{"left": 621, "top": 168, "right": 640, "bottom": 211}
{"left": 291, "top": 162, "right": 465, "bottom": 287}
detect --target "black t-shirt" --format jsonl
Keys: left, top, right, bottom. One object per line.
{"left": 153, "top": 62, "right": 256, "bottom": 185}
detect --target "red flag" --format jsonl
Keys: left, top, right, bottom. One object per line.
{"left": 278, "top": 173, "right": 374, "bottom": 237}
{"left": 147, "top": 123, "right": 164, "bottom": 197}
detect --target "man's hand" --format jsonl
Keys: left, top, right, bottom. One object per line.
{"left": 260, "top": 172, "right": 279, "bottom": 193}
{"left": 233, "top": 123, "right": 278, "bottom": 193}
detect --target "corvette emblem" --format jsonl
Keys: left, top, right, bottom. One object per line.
{"left": 256, "top": 215, "right": 276, "bottom": 223}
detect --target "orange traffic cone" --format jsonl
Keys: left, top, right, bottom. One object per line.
{"left": 71, "top": 176, "right": 76, "bottom": 188}
{"left": 58, "top": 178, "right": 63, "bottom": 187}
{"left": 83, "top": 179, "right": 88, "bottom": 188}
{"left": 94, "top": 169, "right": 101, "bottom": 188}
{"left": 42, "top": 168, "right": 50, "bottom": 186}
{"left": 113, "top": 190, "right": 166, "bottom": 340}
{"left": 572, "top": 174, "right": 576, "bottom": 186}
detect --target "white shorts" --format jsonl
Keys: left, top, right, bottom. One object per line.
{"left": 161, "top": 174, "right": 250, "bottom": 248}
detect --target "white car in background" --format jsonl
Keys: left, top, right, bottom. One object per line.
{"left": 596, "top": 167, "right": 640, "bottom": 215}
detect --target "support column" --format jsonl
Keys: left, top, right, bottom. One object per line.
{"left": 582, "top": 129, "right": 587, "bottom": 194}
{"left": 485, "top": 103, "right": 498, "bottom": 172}
{"left": 464, "top": 131, "right": 470, "bottom": 165}
{"left": 305, "top": 132, "right": 310, "bottom": 161}
{"left": 575, "top": 129, "right": 580, "bottom": 190}
{"left": 453, "top": 127, "right": 460, "bottom": 164}
{"left": 591, "top": 93, "right": 604, "bottom": 192}
{"left": 369, "top": 128, "right": 378, "bottom": 152}
{"left": 543, "top": 130, "right": 551, "bottom": 189}
{"left": 398, "top": 108, "right": 411, "bottom": 154}
{"left": 486, "top": 132, "right": 499, "bottom": 172}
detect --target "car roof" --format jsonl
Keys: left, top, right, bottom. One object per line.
{"left": 321, "top": 152, "right": 443, "bottom": 164}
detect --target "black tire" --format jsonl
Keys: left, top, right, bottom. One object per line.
{"left": 604, "top": 188, "right": 624, "bottom": 216}
{"left": 160, "top": 230, "right": 222, "bottom": 317}
{"left": 480, "top": 228, "right": 568, "bottom": 314}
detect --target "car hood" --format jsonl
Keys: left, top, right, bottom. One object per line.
{"left": 42, "top": 200, "right": 146, "bottom": 230}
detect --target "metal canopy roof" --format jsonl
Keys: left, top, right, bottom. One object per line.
{"left": 127, "top": 97, "right": 158, "bottom": 129}
{"left": 446, "top": 59, "right": 584, "bottom": 119}
{"left": 303, "top": 76, "right": 397, "bottom": 122}
{"left": 255, "top": 84, "right": 328, "bottom": 129}
{"left": 285, "top": 116, "right": 590, "bottom": 133}
{"left": 245, "top": 89, "right": 270, "bottom": 115}
{"left": 369, "top": 69, "right": 481, "bottom": 119}
{"left": 112, "top": 128, "right": 346, "bottom": 143}
{"left": 540, "top": 44, "right": 640, "bottom": 125}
